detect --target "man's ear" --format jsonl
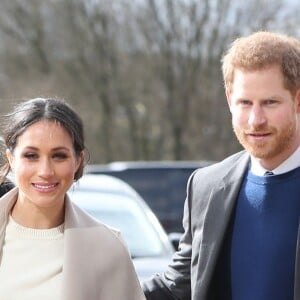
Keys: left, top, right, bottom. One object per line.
{"left": 295, "top": 89, "right": 300, "bottom": 113}
{"left": 226, "top": 88, "right": 233, "bottom": 113}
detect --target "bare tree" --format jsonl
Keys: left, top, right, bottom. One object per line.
{"left": 0, "top": 0, "right": 299, "bottom": 162}
{"left": 133, "top": 0, "right": 298, "bottom": 160}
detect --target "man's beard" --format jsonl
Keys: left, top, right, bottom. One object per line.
{"left": 233, "top": 122, "right": 296, "bottom": 160}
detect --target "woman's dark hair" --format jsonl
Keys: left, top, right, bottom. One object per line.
{"left": 0, "top": 97, "right": 86, "bottom": 182}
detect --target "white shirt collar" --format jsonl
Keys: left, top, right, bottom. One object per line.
{"left": 251, "top": 146, "right": 300, "bottom": 176}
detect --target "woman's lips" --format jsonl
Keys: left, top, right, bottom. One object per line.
{"left": 32, "top": 183, "right": 59, "bottom": 192}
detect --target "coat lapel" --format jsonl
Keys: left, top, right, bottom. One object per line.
{"left": 198, "top": 153, "right": 250, "bottom": 286}
{"left": 61, "top": 196, "right": 146, "bottom": 300}
{"left": 0, "top": 188, "right": 18, "bottom": 253}
{"left": 198, "top": 154, "right": 300, "bottom": 300}
{"left": 61, "top": 196, "right": 97, "bottom": 300}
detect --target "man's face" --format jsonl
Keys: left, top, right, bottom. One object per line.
{"left": 227, "top": 65, "right": 300, "bottom": 169}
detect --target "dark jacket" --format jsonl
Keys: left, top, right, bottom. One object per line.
{"left": 143, "top": 151, "right": 300, "bottom": 300}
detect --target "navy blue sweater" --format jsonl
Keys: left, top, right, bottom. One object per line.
{"left": 212, "top": 167, "right": 300, "bottom": 299}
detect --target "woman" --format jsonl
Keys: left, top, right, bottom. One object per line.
{"left": 0, "top": 98, "right": 145, "bottom": 300}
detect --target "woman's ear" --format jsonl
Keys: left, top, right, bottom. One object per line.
{"left": 6, "top": 149, "right": 14, "bottom": 170}
{"left": 74, "top": 151, "right": 85, "bottom": 180}
{"left": 77, "top": 151, "right": 84, "bottom": 170}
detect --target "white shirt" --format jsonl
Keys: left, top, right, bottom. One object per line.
{"left": 251, "top": 146, "right": 300, "bottom": 176}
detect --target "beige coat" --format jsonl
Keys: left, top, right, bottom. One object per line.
{"left": 0, "top": 188, "right": 145, "bottom": 300}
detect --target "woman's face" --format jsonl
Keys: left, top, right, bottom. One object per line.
{"left": 7, "top": 120, "right": 82, "bottom": 213}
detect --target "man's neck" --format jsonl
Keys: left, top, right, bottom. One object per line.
{"left": 251, "top": 145, "right": 300, "bottom": 175}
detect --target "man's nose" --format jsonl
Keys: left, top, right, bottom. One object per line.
{"left": 248, "top": 105, "right": 267, "bottom": 127}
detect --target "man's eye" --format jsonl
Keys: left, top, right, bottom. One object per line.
{"left": 240, "top": 100, "right": 251, "bottom": 106}
{"left": 265, "top": 99, "right": 277, "bottom": 105}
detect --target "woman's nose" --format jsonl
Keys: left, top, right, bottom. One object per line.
{"left": 38, "top": 158, "right": 54, "bottom": 177}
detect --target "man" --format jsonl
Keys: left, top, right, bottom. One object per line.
{"left": 143, "top": 31, "right": 300, "bottom": 299}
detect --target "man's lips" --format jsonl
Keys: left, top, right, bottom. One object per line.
{"left": 248, "top": 132, "right": 271, "bottom": 136}
{"left": 245, "top": 132, "right": 272, "bottom": 141}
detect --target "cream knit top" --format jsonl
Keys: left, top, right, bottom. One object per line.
{"left": 0, "top": 216, "right": 64, "bottom": 300}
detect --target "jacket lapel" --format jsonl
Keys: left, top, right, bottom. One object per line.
{"left": 198, "top": 154, "right": 300, "bottom": 300}
{"left": 61, "top": 196, "right": 146, "bottom": 300}
{"left": 0, "top": 188, "right": 18, "bottom": 254}
{"left": 61, "top": 196, "right": 94, "bottom": 300}
{"left": 198, "top": 153, "right": 250, "bottom": 285}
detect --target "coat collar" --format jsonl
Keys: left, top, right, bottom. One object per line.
{"left": 0, "top": 188, "right": 18, "bottom": 248}
{"left": 201, "top": 151, "right": 250, "bottom": 246}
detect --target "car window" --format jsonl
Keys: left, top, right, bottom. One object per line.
{"left": 70, "top": 190, "right": 170, "bottom": 258}
{"left": 87, "top": 167, "right": 198, "bottom": 233}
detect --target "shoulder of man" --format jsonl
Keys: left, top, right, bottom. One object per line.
{"left": 191, "top": 150, "right": 249, "bottom": 183}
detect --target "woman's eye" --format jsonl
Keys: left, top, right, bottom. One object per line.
{"left": 53, "top": 153, "right": 68, "bottom": 160}
{"left": 24, "top": 153, "right": 38, "bottom": 160}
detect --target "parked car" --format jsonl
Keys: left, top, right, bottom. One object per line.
{"left": 0, "top": 178, "right": 14, "bottom": 197}
{"left": 68, "top": 174, "right": 175, "bottom": 282}
{"left": 0, "top": 136, "right": 15, "bottom": 197}
{"left": 86, "top": 160, "right": 215, "bottom": 233}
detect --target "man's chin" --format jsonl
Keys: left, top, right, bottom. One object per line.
{"left": 242, "top": 144, "right": 271, "bottom": 159}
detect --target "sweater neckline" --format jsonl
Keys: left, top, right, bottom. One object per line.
{"left": 247, "top": 165, "right": 300, "bottom": 184}
{"left": 7, "top": 215, "right": 64, "bottom": 239}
